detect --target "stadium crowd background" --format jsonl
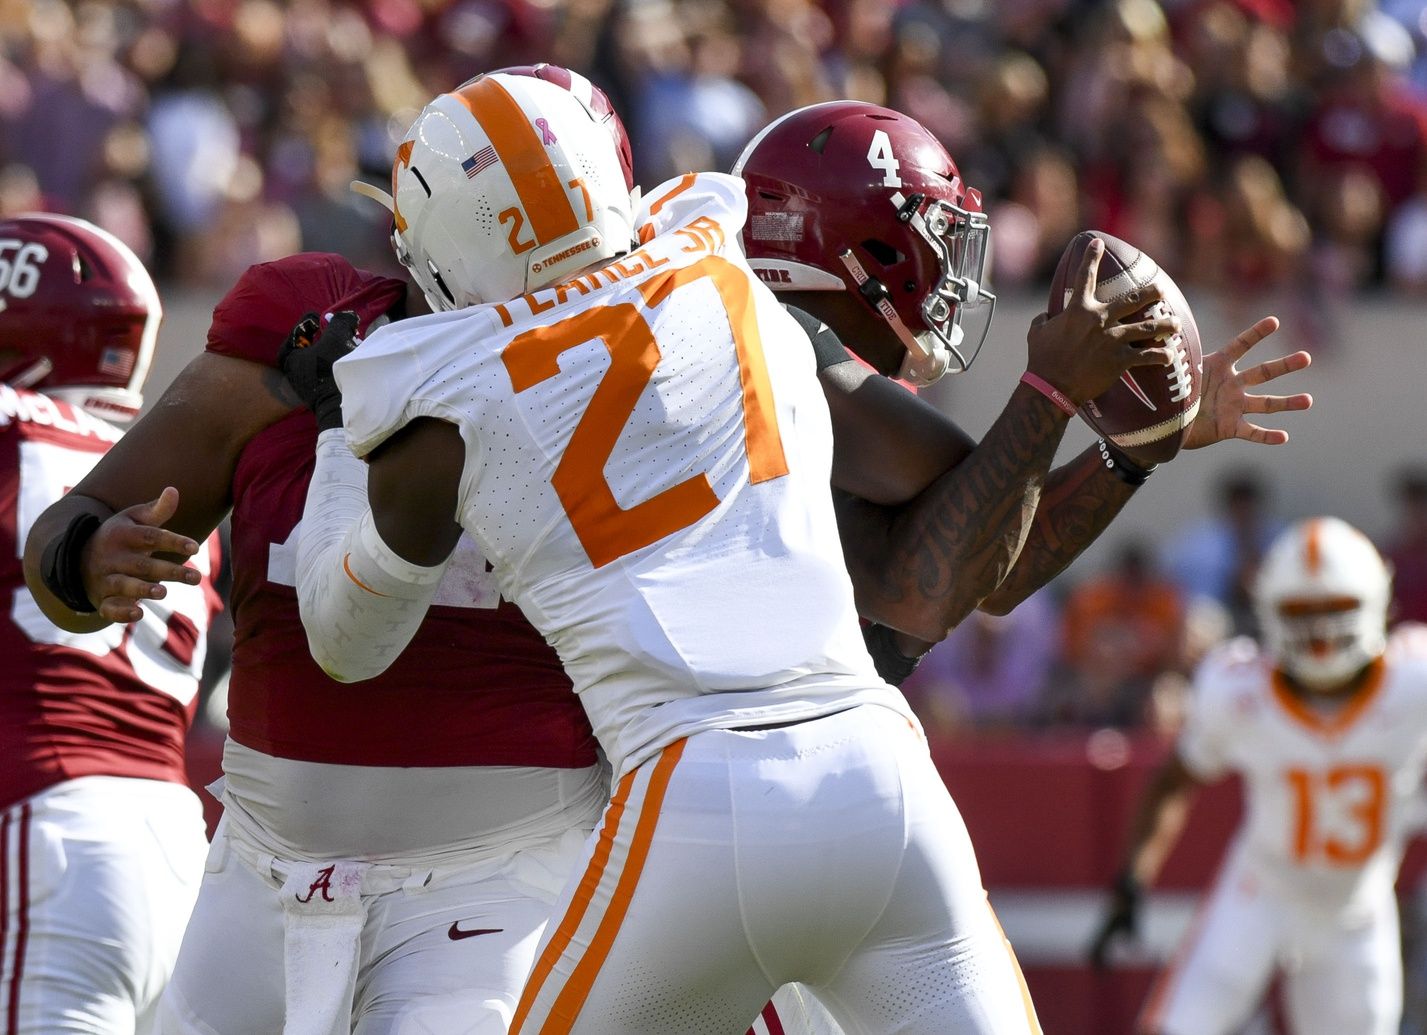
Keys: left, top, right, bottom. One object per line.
{"left": 3, "top": 0, "right": 1427, "bottom": 740}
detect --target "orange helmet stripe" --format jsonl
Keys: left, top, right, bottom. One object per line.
{"left": 1303, "top": 518, "right": 1323, "bottom": 575}
{"left": 392, "top": 140, "right": 414, "bottom": 232}
{"left": 451, "top": 77, "right": 580, "bottom": 246}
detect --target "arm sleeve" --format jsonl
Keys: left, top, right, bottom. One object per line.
{"left": 783, "top": 304, "right": 853, "bottom": 372}
{"left": 862, "top": 622, "right": 929, "bottom": 687}
{"left": 294, "top": 429, "right": 450, "bottom": 682}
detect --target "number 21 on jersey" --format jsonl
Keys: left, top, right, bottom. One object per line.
{"left": 501, "top": 255, "right": 788, "bottom": 568}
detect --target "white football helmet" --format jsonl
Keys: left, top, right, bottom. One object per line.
{"left": 1254, "top": 517, "right": 1391, "bottom": 690}
{"left": 377, "top": 73, "right": 635, "bottom": 311}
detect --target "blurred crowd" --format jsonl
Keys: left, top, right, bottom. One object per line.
{"left": 902, "top": 465, "right": 1427, "bottom": 738}
{"left": 3, "top": 0, "right": 1427, "bottom": 320}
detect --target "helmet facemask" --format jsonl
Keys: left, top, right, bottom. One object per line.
{"left": 1269, "top": 596, "right": 1385, "bottom": 691}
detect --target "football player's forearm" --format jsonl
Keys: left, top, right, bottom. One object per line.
{"left": 1121, "top": 755, "right": 1202, "bottom": 887}
{"left": 295, "top": 431, "right": 446, "bottom": 682}
{"left": 979, "top": 445, "right": 1137, "bottom": 614}
{"left": 22, "top": 493, "right": 118, "bottom": 633}
{"left": 840, "top": 386, "right": 1070, "bottom": 642}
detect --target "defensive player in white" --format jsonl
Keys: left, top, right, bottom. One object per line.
{"left": 1090, "top": 517, "right": 1425, "bottom": 1035}
{"left": 2, "top": 215, "right": 220, "bottom": 1033}
{"left": 283, "top": 73, "right": 1191, "bottom": 1032}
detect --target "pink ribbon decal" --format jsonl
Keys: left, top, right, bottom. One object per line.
{"left": 535, "top": 118, "right": 557, "bottom": 145}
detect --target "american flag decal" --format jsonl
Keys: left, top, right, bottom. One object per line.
{"left": 99, "top": 347, "right": 134, "bottom": 378}
{"left": 462, "top": 146, "right": 498, "bottom": 179}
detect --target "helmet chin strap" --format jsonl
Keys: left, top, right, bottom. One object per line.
{"left": 836, "top": 249, "right": 946, "bottom": 386}
{"left": 7, "top": 357, "right": 52, "bottom": 389}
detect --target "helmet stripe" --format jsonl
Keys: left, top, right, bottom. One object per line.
{"left": 1304, "top": 518, "right": 1322, "bottom": 575}
{"left": 451, "top": 77, "right": 580, "bottom": 246}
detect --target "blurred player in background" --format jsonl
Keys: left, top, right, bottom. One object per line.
{"left": 22, "top": 65, "right": 623, "bottom": 1035}
{"left": 3, "top": 215, "right": 220, "bottom": 1034}
{"left": 1090, "top": 517, "right": 1424, "bottom": 1035}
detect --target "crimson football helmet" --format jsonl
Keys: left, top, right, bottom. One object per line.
{"left": 0, "top": 214, "right": 161, "bottom": 421}
{"left": 1255, "top": 517, "right": 1391, "bottom": 691}
{"left": 733, "top": 102, "right": 995, "bottom": 385}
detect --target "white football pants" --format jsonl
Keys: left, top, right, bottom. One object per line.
{"left": 511, "top": 704, "right": 1041, "bottom": 1034}
{"left": 1, "top": 777, "right": 207, "bottom": 1034}
{"left": 159, "top": 817, "right": 591, "bottom": 1035}
{"left": 1142, "top": 849, "right": 1401, "bottom": 1035}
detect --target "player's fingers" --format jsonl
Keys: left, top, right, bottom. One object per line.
{"left": 96, "top": 597, "right": 146, "bottom": 624}
{"left": 1237, "top": 422, "right": 1290, "bottom": 446}
{"left": 1243, "top": 392, "right": 1313, "bottom": 414}
{"left": 1239, "top": 350, "right": 1311, "bottom": 388}
{"left": 1108, "top": 313, "right": 1180, "bottom": 345}
{"left": 1072, "top": 237, "right": 1105, "bottom": 306}
{"left": 95, "top": 573, "right": 167, "bottom": 606}
{"left": 1220, "top": 316, "right": 1281, "bottom": 362}
{"left": 110, "top": 520, "right": 199, "bottom": 557}
{"left": 1123, "top": 344, "right": 1177, "bottom": 368}
{"left": 1104, "top": 284, "right": 1167, "bottom": 324}
{"left": 126, "top": 486, "right": 184, "bottom": 533}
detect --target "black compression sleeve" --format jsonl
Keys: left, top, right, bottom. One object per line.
{"left": 862, "top": 622, "right": 928, "bottom": 686}
{"left": 783, "top": 304, "right": 852, "bottom": 372}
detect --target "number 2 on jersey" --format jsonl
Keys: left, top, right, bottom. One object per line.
{"left": 501, "top": 256, "right": 787, "bottom": 568}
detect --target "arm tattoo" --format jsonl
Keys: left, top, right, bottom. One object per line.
{"left": 839, "top": 386, "right": 1070, "bottom": 640}
{"left": 982, "top": 444, "right": 1137, "bottom": 612}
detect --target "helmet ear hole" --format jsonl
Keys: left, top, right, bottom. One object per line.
{"left": 860, "top": 239, "right": 904, "bottom": 268}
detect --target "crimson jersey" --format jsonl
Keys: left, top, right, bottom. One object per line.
{"left": 207, "top": 253, "right": 594, "bottom": 768}
{"left": 0, "top": 386, "right": 221, "bottom": 810}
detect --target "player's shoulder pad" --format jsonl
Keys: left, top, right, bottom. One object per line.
{"left": 783, "top": 304, "right": 852, "bottom": 372}
{"left": 1191, "top": 636, "right": 1265, "bottom": 701}
{"left": 1386, "top": 622, "right": 1427, "bottom": 671}
{"left": 634, "top": 172, "right": 748, "bottom": 246}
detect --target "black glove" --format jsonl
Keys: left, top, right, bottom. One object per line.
{"left": 278, "top": 310, "right": 361, "bottom": 432}
{"left": 1089, "top": 870, "right": 1142, "bottom": 969}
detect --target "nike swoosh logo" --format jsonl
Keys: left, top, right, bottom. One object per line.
{"left": 447, "top": 922, "right": 504, "bottom": 941}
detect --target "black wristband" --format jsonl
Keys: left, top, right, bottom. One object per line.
{"left": 863, "top": 622, "right": 928, "bottom": 686}
{"left": 40, "top": 511, "right": 101, "bottom": 613}
{"left": 1096, "top": 438, "right": 1156, "bottom": 486}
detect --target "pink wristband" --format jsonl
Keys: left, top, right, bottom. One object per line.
{"left": 1020, "top": 371, "right": 1078, "bottom": 417}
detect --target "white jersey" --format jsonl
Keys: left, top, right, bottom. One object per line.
{"left": 338, "top": 172, "right": 903, "bottom": 776}
{"left": 1178, "top": 624, "right": 1427, "bottom": 916}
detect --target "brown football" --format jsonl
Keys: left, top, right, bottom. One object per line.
{"left": 1047, "top": 230, "right": 1202, "bottom": 464}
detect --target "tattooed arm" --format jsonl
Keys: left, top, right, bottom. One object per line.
{"left": 825, "top": 240, "right": 1175, "bottom": 644}
{"left": 835, "top": 382, "right": 1074, "bottom": 642}
{"left": 977, "top": 447, "right": 1136, "bottom": 614}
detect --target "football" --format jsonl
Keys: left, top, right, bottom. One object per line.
{"left": 1047, "top": 230, "right": 1202, "bottom": 464}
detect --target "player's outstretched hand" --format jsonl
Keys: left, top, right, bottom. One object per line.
{"left": 277, "top": 310, "right": 361, "bottom": 432}
{"left": 1025, "top": 237, "right": 1179, "bottom": 407}
{"left": 1088, "top": 871, "right": 1142, "bottom": 970}
{"left": 82, "top": 487, "right": 201, "bottom": 624}
{"left": 1184, "top": 316, "right": 1311, "bottom": 449}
